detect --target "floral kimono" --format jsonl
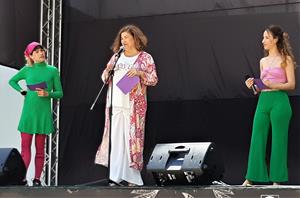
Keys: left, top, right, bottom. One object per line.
{"left": 95, "top": 51, "right": 158, "bottom": 171}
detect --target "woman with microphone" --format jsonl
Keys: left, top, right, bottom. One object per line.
{"left": 95, "top": 24, "right": 158, "bottom": 186}
{"left": 243, "top": 25, "right": 296, "bottom": 186}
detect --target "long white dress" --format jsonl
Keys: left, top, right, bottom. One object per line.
{"left": 109, "top": 52, "right": 143, "bottom": 185}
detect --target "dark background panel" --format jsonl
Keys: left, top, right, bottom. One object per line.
{"left": 0, "top": 0, "right": 39, "bottom": 68}
{"left": 66, "top": 0, "right": 300, "bottom": 20}
{"left": 0, "top": 0, "right": 299, "bottom": 186}
{"left": 59, "top": 98, "right": 300, "bottom": 185}
{"left": 61, "top": 9, "right": 300, "bottom": 104}
{"left": 59, "top": 1, "right": 300, "bottom": 185}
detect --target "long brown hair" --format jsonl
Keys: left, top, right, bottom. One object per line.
{"left": 265, "top": 25, "right": 296, "bottom": 68}
{"left": 111, "top": 24, "right": 148, "bottom": 53}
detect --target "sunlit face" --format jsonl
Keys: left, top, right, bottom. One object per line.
{"left": 30, "top": 48, "right": 46, "bottom": 63}
{"left": 262, "top": 30, "right": 278, "bottom": 51}
{"left": 120, "top": 31, "right": 136, "bottom": 51}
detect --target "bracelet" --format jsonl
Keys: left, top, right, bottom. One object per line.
{"left": 20, "top": 90, "right": 27, "bottom": 96}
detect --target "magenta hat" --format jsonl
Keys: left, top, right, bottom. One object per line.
{"left": 24, "top": 42, "right": 43, "bottom": 57}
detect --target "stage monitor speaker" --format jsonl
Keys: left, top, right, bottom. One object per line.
{"left": 0, "top": 148, "right": 26, "bottom": 185}
{"left": 147, "top": 142, "right": 224, "bottom": 186}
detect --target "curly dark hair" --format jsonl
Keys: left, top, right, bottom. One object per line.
{"left": 111, "top": 24, "right": 148, "bottom": 53}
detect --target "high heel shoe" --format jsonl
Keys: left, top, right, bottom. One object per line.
{"left": 108, "top": 180, "right": 123, "bottom": 187}
{"left": 32, "top": 178, "right": 41, "bottom": 186}
{"left": 20, "top": 179, "right": 28, "bottom": 186}
{"left": 242, "top": 179, "right": 252, "bottom": 186}
{"left": 128, "top": 182, "right": 138, "bottom": 187}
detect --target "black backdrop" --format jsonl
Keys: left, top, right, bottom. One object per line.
{"left": 60, "top": 0, "right": 300, "bottom": 185}
{"left": 0, "top": 0, "right": 39, "bottom": 67}
{"left": 0, "top": 0, "right": 300, "bottom": 185}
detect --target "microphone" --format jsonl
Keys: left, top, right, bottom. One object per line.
{"left": 116, "top": 46, "right": 124, "bottom": 57}
{"left": 109, "top": 46, "right": 124, "bottom": 76}
{"left": 245, "top": 74, "right": 257, "bottom": 95}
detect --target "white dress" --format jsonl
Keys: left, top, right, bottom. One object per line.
{"left": 109, "top": 52, "right": 143, "bottom": 185}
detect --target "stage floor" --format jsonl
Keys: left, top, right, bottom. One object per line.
{"left": 0, "top": 185, "right": 299, "bottom": 198}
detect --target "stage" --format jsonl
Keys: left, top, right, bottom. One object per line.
{"left": 1, "top": 1, "right": 300, "bottom": 196}
{"left": 0, "top": 185, "right": 299, "bottom": 198}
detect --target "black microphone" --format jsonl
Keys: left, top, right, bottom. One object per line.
{"left": 245, "top": 74, "right": 257, "bottom": 95}
{"left": 116, "top": 46, "right": 124, "bottom": 57}
{"left": 109, "top": 46, "right": 124, "bottom": 77}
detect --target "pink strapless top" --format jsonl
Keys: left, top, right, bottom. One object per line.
{"left": 261, "top": 66, "right": 287, "bottom": 83}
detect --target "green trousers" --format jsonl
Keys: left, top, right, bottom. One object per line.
{"left": 245, "top": 91, "right": 292, "bottom": 182}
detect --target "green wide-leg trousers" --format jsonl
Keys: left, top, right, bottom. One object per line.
{"left": 245, "top": 91, "right": 292, "bottom": 182}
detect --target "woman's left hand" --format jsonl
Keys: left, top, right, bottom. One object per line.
{"left": 127, "top": 69, "right": 141, "bottom": 77}
{"left": 36, "top": 88, "right": 49, "bottom": 97}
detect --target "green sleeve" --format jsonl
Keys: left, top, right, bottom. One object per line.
{"left": 48, "top": 68, "right": 63, "bottom": 99}
{"left": 8, "top": 67, "right": 27, "bottom": 92}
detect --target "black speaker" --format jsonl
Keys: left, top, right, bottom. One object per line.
{"left": 146, "top": 142, "right": 224, "bottom": 186}
{"left": 0, "top": 148, "right": 26, "bottom": 185}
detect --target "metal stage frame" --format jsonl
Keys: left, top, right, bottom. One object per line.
{"left": 39, "top": 0, "right": 62, "bottom": 186}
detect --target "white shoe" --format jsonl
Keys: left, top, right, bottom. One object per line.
{"left": 242, "top": 180, "right": 252, "bottom": 186}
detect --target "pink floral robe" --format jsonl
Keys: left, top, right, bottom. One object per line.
{"left": 95, "top": 51, "right": 158, "bottom": 171}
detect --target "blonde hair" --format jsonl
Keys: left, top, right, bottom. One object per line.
{"left": 25, "top": 56, "right": 34, "bottom": 66}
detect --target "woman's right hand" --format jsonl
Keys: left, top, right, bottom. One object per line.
{"left": 245, "top": 78, "right": 254, "bottom": 89}
{"left": 102, "top": 69, "right": 110, "bottom": 83}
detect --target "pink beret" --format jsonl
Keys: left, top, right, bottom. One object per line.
{"left": 24, "top": 42, "right": 43, "bottom": 57}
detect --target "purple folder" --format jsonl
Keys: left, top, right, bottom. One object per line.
{"left": 254, "top": 78, "right": 268, "bottom": 90}
{"left": 27, "top": 81, "right": 47, "bottom": 91}
{"left": 116, "top": 74, "right": 140, "bottom": 94}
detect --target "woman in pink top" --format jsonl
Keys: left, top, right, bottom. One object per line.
{"left": 243, "top": 25, "right": 296, "bottom": 186}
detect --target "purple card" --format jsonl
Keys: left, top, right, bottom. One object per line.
{"left": 116, "top": 74, "right": 140, "bottom": 94}
{"left": 27, "top": 81, "right": 47, "bottom": 91}
{"left": 254, "top": 78, "right": 268, "bottom": 90}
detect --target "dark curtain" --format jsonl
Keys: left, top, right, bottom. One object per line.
{"left": 0, "top": 0, "right": 299, "bottom": 186}
{"left": 0, "top": 0, "right": 40, "bottom": 68}
{"left": 66, "top": 0, "right": 300, "bottom": 20}
{"left": 59, "top": 0, "right": 300, "bottom": 185}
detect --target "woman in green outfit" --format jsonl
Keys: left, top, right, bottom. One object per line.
{"left": 9, "top": 42, "right": 63, "bottom": 186}
{"left": 243, "top": 25, "right": 296, "bottom": 186}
